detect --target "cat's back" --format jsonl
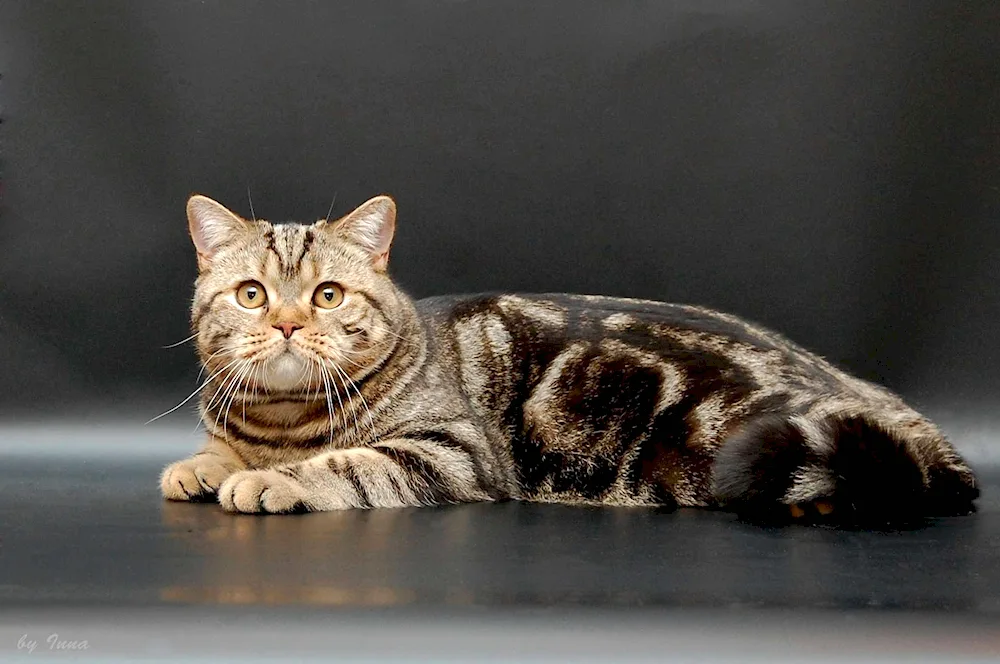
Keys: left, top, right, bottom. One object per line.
{"left": 414, "top": 291, "right": 851, "bottom": 412}
{"left": 416, "top": 292, "right": 804, "bottom": 355}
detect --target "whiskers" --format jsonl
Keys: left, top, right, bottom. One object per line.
{"left": 145, "top": 351, "right": 243, "bottom": 424}
{"left": 316, "top": 358, "right": 346, "bottom": 447}
{"left": 295, "top": 346, "right": 380, "bottom": 447}
{"left": 217, "top": 358, "right": 258, "bottom": 437}
{"left": 325, "top": 356, "right": 379, "bottom": 446}
{"left": 147, "top": 339, "right": 267, "bottom": 426}
{"left": 304, "top": 322, "right": 418, "bottom": 446}
{"left": 367, "top": 322, "right": 421, "bottom": 353}
{"left": 160, "top": 332, "right": 199, "bottom": 349}
{"left": 324, "top": 192, "right": 339, "bottom": 223}
{"left": 247, "top": 184, "right": 257, "bottom": 222}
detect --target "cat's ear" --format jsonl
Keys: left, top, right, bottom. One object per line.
{"left": 186, "top": 195, "right": 249, "bottom": 265}
{"left": 323, "top": 195, "right": 396, "bottom": 272}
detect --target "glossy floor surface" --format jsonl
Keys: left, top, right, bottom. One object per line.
{"left": 2, "top": 423, "right": 998, "bottom": 660}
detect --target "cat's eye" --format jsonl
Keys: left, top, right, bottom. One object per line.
{"left": 313, "top": 282, "right": 345, "bottom": 309}
{"left": 235, "top": 281, "right": 267, "bottom": 309}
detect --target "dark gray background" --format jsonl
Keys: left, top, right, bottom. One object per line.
{"left": 3, "top": 5, "right": 1000, "bottom": 652}
{"left": 1, "top": 1, "right": 998, "bottom": 416}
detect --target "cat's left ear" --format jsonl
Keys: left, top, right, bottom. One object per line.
{"left": 322, "top": 195, "right": 396, "bottom": 272}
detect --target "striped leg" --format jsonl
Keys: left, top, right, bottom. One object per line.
{"left": 218, "top": 439, "right": 491, "bottom": 514}
{"left": 161, "top": 436, "right": 248, "bottom": 501}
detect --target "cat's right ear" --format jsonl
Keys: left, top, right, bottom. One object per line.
{"left": 186, "top": 195, "right": 249, "bottom": 267}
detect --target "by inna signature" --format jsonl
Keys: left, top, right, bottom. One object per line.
{"left": 17, "top": 634, "right": 89, "bottom": 654}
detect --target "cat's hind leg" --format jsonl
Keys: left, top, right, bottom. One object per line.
{"left": 712, "top": 414, "right": 978, "bottom": 527}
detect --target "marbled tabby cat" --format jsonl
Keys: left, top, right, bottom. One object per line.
{"left": 161, "top": 194, "right": 978, "bottom": 526}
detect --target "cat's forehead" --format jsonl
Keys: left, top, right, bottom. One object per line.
{"left": 211, "top": 220, "right": 369, "bottom": 285}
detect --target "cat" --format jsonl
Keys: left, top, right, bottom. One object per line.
{"left": 160, "top": 193, "right": 979, "bottom": 526}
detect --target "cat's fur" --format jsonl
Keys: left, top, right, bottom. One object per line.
{"left": 161, "top": 194, "right": 979, "bottom": 526}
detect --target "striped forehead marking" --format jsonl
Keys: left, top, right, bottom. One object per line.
{"left": 262, "top": 224, "right": 317, "bottom": 277}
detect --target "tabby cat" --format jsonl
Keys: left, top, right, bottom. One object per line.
{"left": 160, "top": 194, "right": 978, "bottom": 526}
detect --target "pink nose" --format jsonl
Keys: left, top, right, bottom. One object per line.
{"left": 273, "top": 322, "right": 302, "bottom": 339}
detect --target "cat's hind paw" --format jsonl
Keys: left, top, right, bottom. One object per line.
{"left": 713, "top": 414, "right": 979, "bottom": 528}
{"left": 218, "top": 469, "right": 308, "bottom": 514}
{"left": 161, "top": 457, "right": 237, "bottom": 502}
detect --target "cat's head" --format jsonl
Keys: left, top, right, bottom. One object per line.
{"left": 186, "top": 194, "right": 407, "bottom": 395}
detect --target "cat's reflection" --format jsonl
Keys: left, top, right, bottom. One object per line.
{"left": 158, "top": 501, "right": 475, "bottom": 606}
{"left": 158, "top": 501, "right": 982, "bottom": 610}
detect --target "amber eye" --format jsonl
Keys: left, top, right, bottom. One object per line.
{"left": 235, "top": 281, "right": 267, "bottom": 309}
{"left": 313, "top": 282, "right": 345, "bottom": 309}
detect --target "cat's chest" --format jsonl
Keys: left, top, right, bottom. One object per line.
{"left": 230, "top": 437, "right": 326, "bottom": 468}
{"left": 229, "top": 399, "right": 355, "bottom": 467}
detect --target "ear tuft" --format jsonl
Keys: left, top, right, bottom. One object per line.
{"left": 186, "top": 195, "right": 249, "bottom": 260}
{"left": 327, "top": 195, "right": 397, "bottom": 271}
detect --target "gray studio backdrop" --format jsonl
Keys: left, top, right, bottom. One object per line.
{"left": 0, "top": 1, "right": 997, "bottom": 418}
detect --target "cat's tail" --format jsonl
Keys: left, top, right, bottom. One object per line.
{"left": 711, "top": 414, "right": 979, "bottom": 527}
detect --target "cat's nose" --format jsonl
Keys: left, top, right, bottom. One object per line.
{"left": 273, "top": 322, "right": 303, "bottom": 339}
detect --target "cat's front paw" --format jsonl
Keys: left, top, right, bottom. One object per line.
{"left": 218, "top": 469, "right": 308, "bottom": 514}
{"left": 161, "top": 457, "right": 238, "bottom": 502}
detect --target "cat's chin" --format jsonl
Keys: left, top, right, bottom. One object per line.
{"left": 261, "top": 351, "right": 310, "bottom": 392}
